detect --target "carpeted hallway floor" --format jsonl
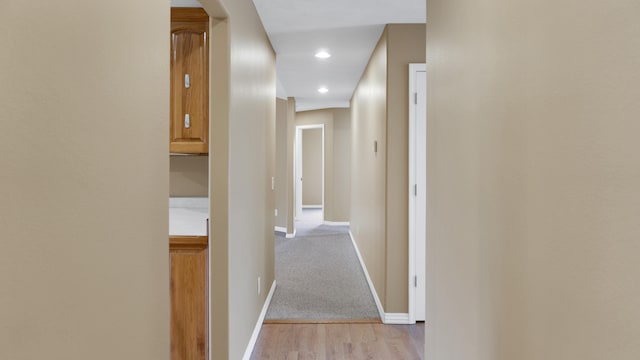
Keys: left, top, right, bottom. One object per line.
{"left": 266, "top": 210, "right": 380, "bottom": 322}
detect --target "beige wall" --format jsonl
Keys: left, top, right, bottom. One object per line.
{"left": 296, "top": 108, "right": 351, "bottom": 222}
{"left": 426, "top": 1, "right": 640, "bottom": 359}
{"left": 200, "top": 0, "right": 276, "bottom": 358}
{"left": 302, "top": 128, "right": 323, "bottom": 206}
{"left": 351, "top": 29, "right": 388, "bottom": 310}
{"left": 275, "top": 98, "right": 288, "bottom": 228}
{"left": 285, "top": 98, "right": 296, "bottom": 232}
{"left": 0, "top": 1, "right": 169, "bottom": 359}
{"left": 332, "top": 108, "right": 352, "bottom": 221}
{"left": 275, "top": 97, "right": 297, "bottom": 232}
{"left": 385, "top": 24, "right": 426, "bottom": 312}
{"left": 275, "top": 98, "right": 296, "bottom": 234}
{"left": 170, "top": 156, "right": 208, "bottom": 197}
{"left": 350, "top": 24, "right": 425, "bottom": 313}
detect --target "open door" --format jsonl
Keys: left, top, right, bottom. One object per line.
{"left": 409, "top": 63, "right": 426, "bottom": 322}
{"left": 294, "top": 125, "right": 325, "bottom": 224}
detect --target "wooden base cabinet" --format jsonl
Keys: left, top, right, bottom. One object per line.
{"left": 170, "top": 236, "right": 208, "bottom": 360}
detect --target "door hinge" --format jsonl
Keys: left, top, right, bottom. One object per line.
{"left": 414, "top": 184, "right": 418, "bottom": 196}
{"left": 414, "top": 92, "right": 418, "bottom": 104}
{"left": 414, "top": 275, "right": 418, "bottom": 287}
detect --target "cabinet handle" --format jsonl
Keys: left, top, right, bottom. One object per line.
{"left": 184, "top": 74, "right": 190, "bottom": 88}
{"left": 184, "top": 114, "right": 190, "bottom": 129}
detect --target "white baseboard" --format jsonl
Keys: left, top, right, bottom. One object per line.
{"left": 242, "top": 280, "right": 277, "bottom": 360}
{"left": 348, "top": 231, "right": 412, "bottom": 325}
{"left": 302, "top": 205, "right": 323, "bottom": 209}
{"left": 349, "top": 231, "right": 385, "bottom": 321}
{"left": 324, "top": 221, "right": 350, "bottom": 226}
{"left": 384, "top": 313, "right": 411, "bottom": 324}
{"left": 275, "top": 226, "right": 296, "bottom": 238}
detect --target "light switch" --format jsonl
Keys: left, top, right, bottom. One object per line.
{"left": 184, "top": 114, "right": 190, "bottom": 128}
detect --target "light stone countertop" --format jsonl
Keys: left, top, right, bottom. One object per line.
{"left": 169, "top": 197, "right": 209, "bottom": 236}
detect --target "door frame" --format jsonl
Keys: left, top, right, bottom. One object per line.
{"left": 408, "top": 63, "right": 427, "bottom": 323}
{"left": 294, "top": 124, "right": 325, "bottom": 222}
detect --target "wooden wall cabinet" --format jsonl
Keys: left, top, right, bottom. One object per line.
{"left": 170, "top": 8, "right": 209, "bottom": 154}
{"left": 170, "top": 236, "right": 208, "bottom": 360}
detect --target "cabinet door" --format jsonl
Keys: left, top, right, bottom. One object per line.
{"left": 170, "top": 236, "right": 208, "bottom": 360}
{"left": 170, "top": 8, "right": 209, "bottom": 154}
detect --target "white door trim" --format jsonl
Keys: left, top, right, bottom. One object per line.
{"left": 294, "top": 124, "right": 325, "bottom": 224}
{"left": 408, "top": 63, "right": 427, "bottom": 323}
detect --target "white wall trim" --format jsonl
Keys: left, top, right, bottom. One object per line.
{"left": 349, "top": 231, "right": 413, "bottom": 325}
{"left": 324, "top": 221, "right": 350, "bottom": 226}
{"left": 302, "top": 205, "right": 323, "bottom": 209}
{"left": 384, "top": 313, "right": 411, "bottom": 324}
{"left": 274, "top": 226, "right": 296, "bottom": 238}
{"left": 242, "top": 280, "right": 277, "bottom": 360}
{"left": 349, "top": 231, "right": 385, "bottom": 321}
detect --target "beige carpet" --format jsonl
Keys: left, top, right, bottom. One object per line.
{"left": 265, "top": 222, "right": 380, "bottom": 322}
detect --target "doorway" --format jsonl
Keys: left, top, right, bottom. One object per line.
{"left": 294, "top": 125, "right": 325, "bottom": 229}
{"left": 409, "top": 63, "right": 426, "bottom": 323}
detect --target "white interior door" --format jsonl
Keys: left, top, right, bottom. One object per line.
{"left": 409, "top": 64, "right": 427, "bottom": 322}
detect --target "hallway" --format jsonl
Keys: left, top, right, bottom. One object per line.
{"left": 260, "top": 209, "right": 425, "bottom": 358}
{"left": 266, "top": 209, "right": 379, "bottom": 322}
{"left": 4, "top": 1, "right": 639, "bottom": 360}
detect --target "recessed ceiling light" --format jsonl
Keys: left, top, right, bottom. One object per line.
{"left": 318, "top": 87, "right": 329, "bottom": 94}
{"left": 315, "top": 51, "right": 331, "bottom": 59}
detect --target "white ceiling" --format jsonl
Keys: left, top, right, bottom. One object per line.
{"left": 268, "top": 24, "right": 386, "bottom": 110}
{"left": 171, "top": 0, "right": 426, "bottom": 111}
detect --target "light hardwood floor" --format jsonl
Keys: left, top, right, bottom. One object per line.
{"left": 251, "top": 322, "right": 424, "bottom": 360}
